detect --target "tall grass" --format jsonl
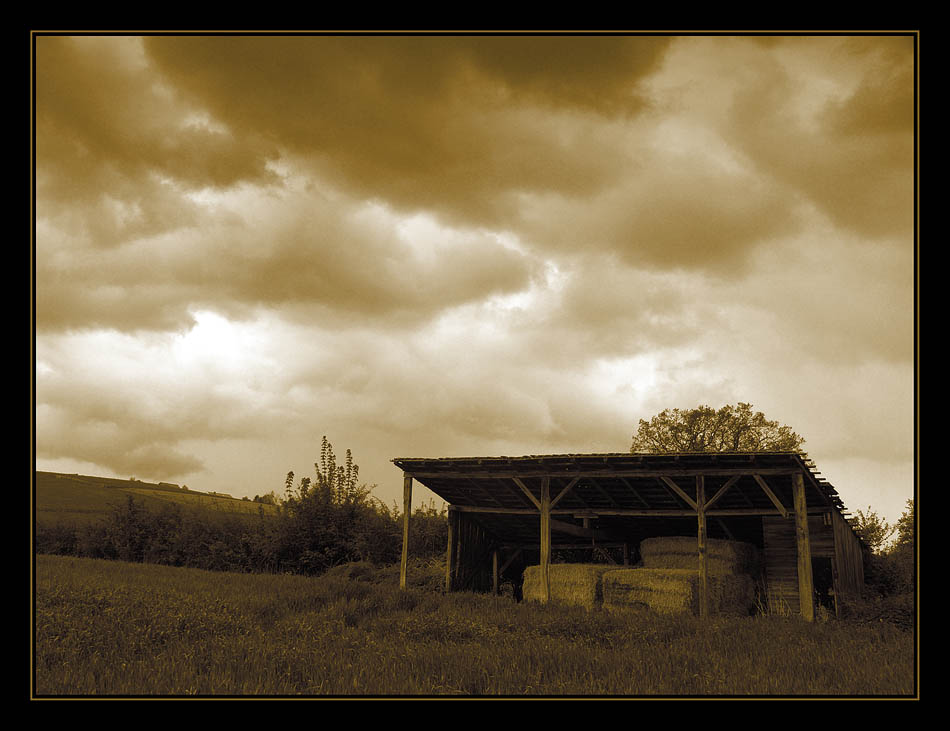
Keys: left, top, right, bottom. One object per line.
{"left": 33, "top": 555, "right": 915, "bottom": 697}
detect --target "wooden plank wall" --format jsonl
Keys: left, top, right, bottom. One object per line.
{"left": 762, "top": 516, "right": 835, "bottom": 615}
{"left": 831, "top": 509, "right": 865, "bottom": 596}
{"left": 454, "top": 512, "right": 495, "bottom": 592}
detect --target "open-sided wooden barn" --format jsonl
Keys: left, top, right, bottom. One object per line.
{"left": 392, "top": 451, "right": 866, "bottom": 621}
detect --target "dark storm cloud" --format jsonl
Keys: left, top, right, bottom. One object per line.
{"left": 36, "top": 36, "right": 279, "bottom": 247}
{"left": 142, "top": 35, "right": 673, "bottom": 228}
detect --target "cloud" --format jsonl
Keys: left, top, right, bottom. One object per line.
{"left": 34, "top": 34, "right": 915, "bottom": 518}
{"left": 723, "top": 36, "right": 914, "bottom": 241}
{"left": 36, "top": 179, "right": 536, "bottom": 333}
{"left": 142, "top": 35, "right": 673, "bottom": 229}
{"left": 34, "top": 321, "right": 290, "bottom": 479}
{"left": 512, "top": 152, "right": 801, "bottom": 273}
{"left": 35, "top": 36, "right": 278, "bottom": 249}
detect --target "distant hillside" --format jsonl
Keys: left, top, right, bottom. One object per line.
{"left": 34, "top": 471, "right": 279, "bottom": 527}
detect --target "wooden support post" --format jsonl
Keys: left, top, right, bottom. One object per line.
{"left": 540, "top": 477, "right": 551, "bottom": 603}
{"left": 793, "top": 471, "right": 815, "bottom": 621}
{"left": 400, "top": 473, "right": 412, "bottom": 590}
{"left": 445, "top": 507, "right": 458, "bottom": 593}
{"left": 697, "top": 475, "right": 708, "bottom": 619}
{"left": 492, "top": 549, "right": 499, "bottom": 595}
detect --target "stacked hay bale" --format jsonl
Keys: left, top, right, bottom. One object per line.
{"left": 602, "top": 537, "right": 761, "bottom": 616}
{"left": 639, "top": 536, "right": 761, "bottom": 575}
{"left": 522, "top": 563, "right": 617, "bottom": 609}
{"left": 603, "top": 569, "right": 757, "bottom": 616}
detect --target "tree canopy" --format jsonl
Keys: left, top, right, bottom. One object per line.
{"left": 630, "top": 403, "right": 805, "bottom": 454}
{"left": 857, "top": 499, "right": 915, "bottom": 597}
{"left": 853, "top": 506, "right": 896, "bottom": 554}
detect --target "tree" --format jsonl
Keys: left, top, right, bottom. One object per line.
{"left": 853, "top": 506, "right": 895, "bottom": 554}
{"left": 889, "top": 498, "right": 915, "bottom": 592}
{"left": 630, "top": 403, "right": 805, "bottom": 453}
{"left": 857, "top": 499, "right": 914, "bottom": 597}
{"left": 893, "top": 498, "right": 914, "bottom": 550}
{"left": 275, "top": 436, "right": 402, "bottom": 572}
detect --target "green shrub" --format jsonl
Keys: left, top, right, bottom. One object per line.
{"left": 838, "top": 591, "right": 915, "bottom": 631}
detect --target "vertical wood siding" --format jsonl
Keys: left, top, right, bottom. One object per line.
{"left": 832, "top": 510, "right": 865, "bottom": 595}
{"left": 763, "top": 516, "right": 832, "bottom": 615}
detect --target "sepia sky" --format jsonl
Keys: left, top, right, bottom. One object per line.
{"left": 33, "top": 33, "right": 916, "bottom": 524}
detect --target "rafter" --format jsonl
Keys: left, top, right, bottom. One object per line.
{"left": 511, "top": 477, "right": 542, "bottom": 510}
{"left": 464, "top": 477, "right": 507, "bottom": 508}
{"left": 618, "top": 476, "right": 651, "bottom": 508}
{"left": 659, "top": 476, "right": 698, "bottom": 511}
{"left": 549, "top": 518, "right": 612, "bottom": 540}
{"left": 704, "top": 475, "right": 740, "bottom": 510}
{"left": 753, "top": 474, "right": 789, "bottom": 518}
{"left": 447, "top": 504, "right": 829, "bottom": 517}
{"left": 587, "top": 476, "right": 622, "bottom": 508}
{"left": 550, "top": 477, "right": 580, "bottom": 509}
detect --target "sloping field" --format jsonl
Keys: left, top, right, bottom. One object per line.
{"left": 35, "top": 473, "right": 172, "bottom": 526}
{"left": 121, "top": 487, "right": 279, "bottom": 516}
{"left": 35, "top": 471, "right": 278, "bottom": 527}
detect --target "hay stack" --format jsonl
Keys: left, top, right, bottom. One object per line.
{"left": 640, "top": 536, "right": 761, "bottom": 575}
{"left": 603, "top": 568, "right": 756, "bottom": 616}
{"left": 522, "top": 563, "right": 617, "bottom": 609}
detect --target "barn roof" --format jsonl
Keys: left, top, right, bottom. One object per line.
{"left": 392, "top": 451, "right": 860, "bottom": 550}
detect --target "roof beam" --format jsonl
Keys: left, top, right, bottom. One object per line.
{"left": 549, "top": 518, "right": 613, "bottom": 540}
{"left": 464, "top": 477, "right": 507, "bottom": 508}
{"left": 704, "top": 475, "right": 740, "bottom": 510}
{"left": 587, "top": 476, "right": 622, "bottom": 508}
{"left": 446, "top": 504, "right": 831, "bottom": 517}
{"left": 618, "top": 476, "right": 651, "bottom": 508}
{"left": 752, "top": 474, "right": 789, "bottom": 518}
{"left": 511, "top": 477, "right": 541, "bottom": 510}
{"left": 500, "top": 542, "right": 629, "bottom": 551}
{"left": 404, "top": 467, "right": 801, "bottom": 480}
{"left": 659, "top": 476, "right": 698, "bottom": 511}
{"left": 550, "top": 477, "right": 580, "bottom": 509}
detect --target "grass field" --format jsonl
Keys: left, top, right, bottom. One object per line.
{"left": 33, "top": 554, "right": 916, "bottom": 697}
{"left": 35, "top": 472, "right": 279, "bottom": 528}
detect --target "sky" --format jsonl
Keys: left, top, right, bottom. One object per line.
{"left": 33, "top": 33, "right": 916, "bottom": 526}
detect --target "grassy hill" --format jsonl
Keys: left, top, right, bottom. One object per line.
{"left": 35, "top": 471, "right": 279, "bottom": 528}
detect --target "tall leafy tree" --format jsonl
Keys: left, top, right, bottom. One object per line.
{"left": 630, "top": 402, "right": 805, "bottom": 453}
{"left": 889, "top": 498, "right": 915, "bottom": 591}
{"left": 853, "top": 506, "right": 895, "bottom": 554}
